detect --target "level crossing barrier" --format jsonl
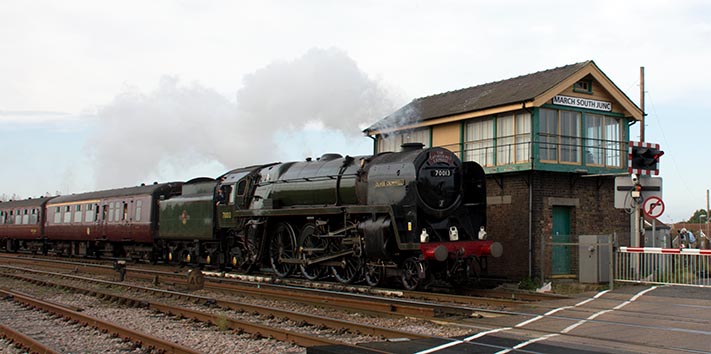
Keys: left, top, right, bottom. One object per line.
{"left": 615, "top": 247, "right": 711, "bottom": 287}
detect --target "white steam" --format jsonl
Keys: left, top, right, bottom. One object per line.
{"left": 89, "top": 47, "right": 399, "bottom": 189}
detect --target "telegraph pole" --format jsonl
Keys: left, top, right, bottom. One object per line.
{"left": 634, "top": 66, "right": 646, "bottom": 250}
{"left": 640, "top": 67, "right": 645, "bottom": 141}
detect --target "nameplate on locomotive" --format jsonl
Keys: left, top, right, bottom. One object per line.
{"left": 375, "top": 179, "right": 406, "bottom": 188}
{"left": 428, "top": 150, "right": 453, "bottom": 165}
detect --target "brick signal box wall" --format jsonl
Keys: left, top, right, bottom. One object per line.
{"left": 484, "top": 171, "right": 630, "bottom": 280}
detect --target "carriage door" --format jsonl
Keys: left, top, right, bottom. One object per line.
{"left": 99, "top": 203, "right": 109, "bottom": 238}
{"left": 552, "top": 206, "right": 572, "bottom": 275}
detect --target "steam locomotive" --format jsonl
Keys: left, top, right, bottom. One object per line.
{"left": 0, "top": 143, "right": 501, "bottom": 289}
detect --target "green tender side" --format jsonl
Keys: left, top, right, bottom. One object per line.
{"left": 158, "top": 194, "right": 214, "bottom": 240}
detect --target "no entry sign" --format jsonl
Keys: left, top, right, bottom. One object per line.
{"left": 643, "top": 196, "right": 665, "bottom": 218}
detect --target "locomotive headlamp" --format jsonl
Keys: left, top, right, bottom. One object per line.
{"left": 478, "top": 226, "right": 487, "bottom": 240}
{"left": 449, "top": 226, "right": 459, "bottom": 241}
{"left": 420, "top": 229, "right": 430, "bottom": 243}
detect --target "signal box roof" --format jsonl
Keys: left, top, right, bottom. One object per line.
{"left": 365, "top": 60, "right": 643, "bottom": 135}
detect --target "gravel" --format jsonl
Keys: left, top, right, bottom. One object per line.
{"left": 0, "top": 266, "right": 478, "bottom": 353}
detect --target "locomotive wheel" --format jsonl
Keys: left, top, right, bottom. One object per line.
{"left": 269, "top": 222, "right": 297, "bottom": 278}
{"left": 401, "top": 257, "right": 424, "bottom": 290}
{"left": 331, "top": 255, "right": 362, "bottom": 284}
{"left": 230, "top": 237, "right": 258, "bottom": 273}
{"left": 364, "top": 264, "right": 384, "bottom": 287}
{"left": 299, "top": 223, "right": 327, "bottom": 280}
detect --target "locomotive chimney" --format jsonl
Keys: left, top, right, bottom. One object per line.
{"left": 401, "top": 142, "right": 424, "bottom": 152}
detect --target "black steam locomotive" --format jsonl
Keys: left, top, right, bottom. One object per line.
{"left": 1, "top": 143, "right": 501, "bottom": 289}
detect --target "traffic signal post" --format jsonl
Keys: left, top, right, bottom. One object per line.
{"left": 615, "top": 142, "right": 664, "bottom": 277}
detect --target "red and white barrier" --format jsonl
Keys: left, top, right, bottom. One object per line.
{"left": 619, "top": 247, "right": 711, "bottom": 255}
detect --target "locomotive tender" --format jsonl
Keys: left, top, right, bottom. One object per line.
{"left": 0, "top": 144, "right": 501, "bottom": 289}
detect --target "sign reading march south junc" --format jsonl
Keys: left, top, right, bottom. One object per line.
{"left": 553, "top": 95, "right": 612, "bottom": 112}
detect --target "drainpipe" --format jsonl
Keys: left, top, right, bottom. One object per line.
{"left": 366, "top": 133, "right": 377, "bottom": 154}
{"left": 522, "top": 101, "right": 534, "bottom": 279}
{"left": 529, "top": 174, "right": 533, "bottom": 278}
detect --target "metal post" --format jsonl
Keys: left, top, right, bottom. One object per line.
{"left": 609, "top": 233, "right": 615, "bottom": 290}
{"left": 632, "top": 202, "right": 641, "bottom": 277}
{"left": 540, "top": 231, "right": 545, "bottom": 288}
{"left": 652, "top": 219, "right": 656, "bottom": 247}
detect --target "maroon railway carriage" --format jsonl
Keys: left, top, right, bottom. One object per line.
{"left": 0, "top": 196, "right": 56, "bottom": 252}
{"left": 44, "top": 182, "right": 182, "bottom": 258}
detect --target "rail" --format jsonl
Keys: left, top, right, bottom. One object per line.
{"left": 615, "top": 247, "right": 711, "bottom": 287}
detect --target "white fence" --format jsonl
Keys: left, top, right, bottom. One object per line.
{"left": 615, "top": 247, "right": 711, "bottom": 287}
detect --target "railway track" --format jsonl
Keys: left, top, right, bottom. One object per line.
{"left": 5, "top": 254, "right": 688, "bottom": 353}
{"left": 0, "top": 288, "right": 199, "bottom": 354}
{"left": 0, "top": 254, "right": 556, "bottom": 314}
{"left": 0, "top": 266, "right": 429, "bottom": 342}
{"left": 1, "top": 264, "right": 468, "bottom": 353}
{"left": 0, "top": 255, "right": 581, "bottom": 352}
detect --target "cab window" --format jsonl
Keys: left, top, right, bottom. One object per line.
{"left": 237, "top": 180, "right": 247, "bottom": 196}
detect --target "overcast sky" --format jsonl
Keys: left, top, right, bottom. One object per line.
{"left": 1, "top": 0, "right": 710, "bottom": 224}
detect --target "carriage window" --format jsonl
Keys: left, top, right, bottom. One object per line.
{"left": 102, "top": 205, "right": 108, "bottom": 221}
{"left": 30, "top": 208, "right": 38, "bottom": 224}
{"left": 13, "top": 210, "right": 20, "bottom": 225}
{"left": 85, "top": 204, "right": 94, "bottom": 222}
{"left": 135, "top": 200, "right": 142, "bottom": 222}
{"left": 0, "top": 211, "right": 4, "bottom": 224}
{"left": 122, "top": 202, "right": 128, "bottom": 221}
{"left": 22, "top": 209, "right": 29, "bottom": 224}
{"left": 108, "top": 202, "right": 114, "bottom": 222}
{"left": 54, "top": 207, "right": 61, "bottom": 224}
{"left": 114, "top": 202, "right": 121, "bottom": 221}
{"left": 74, "top": 205, "right": 82, "bottom": 223}
{"left": 63, "top": 205, "right": 71, "bottom": 223}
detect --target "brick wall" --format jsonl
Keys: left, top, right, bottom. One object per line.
{"left": 483, "top": 171, "right": 629, "bottom": 280}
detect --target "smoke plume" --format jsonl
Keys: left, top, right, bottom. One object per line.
{"left": 89, "top": 47, "right": 399, "bottom": 189}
